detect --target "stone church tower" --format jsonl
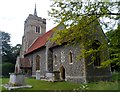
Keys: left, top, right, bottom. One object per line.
{"left": 20, "top": 4, "right": 46, "bottom": 57}
{"left": 15, "top": 4, "right": 46, "bottom": 73}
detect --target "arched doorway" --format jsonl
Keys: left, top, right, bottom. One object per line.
{"left": 60, "top": 66, "right": 65, "bottom": 80}
{"left": 36, "top": 55, "right": 40, "bottom": 70}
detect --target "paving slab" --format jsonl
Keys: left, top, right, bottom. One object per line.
{"left": 2, "top": 84, "right": 32, "bottom": 90}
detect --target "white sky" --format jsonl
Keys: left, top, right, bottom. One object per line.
{"left": 0, "top": 0, "right": 118, "bottom": 46}
{"left": 0, "top": 0, "right": 56, "bottom": 46}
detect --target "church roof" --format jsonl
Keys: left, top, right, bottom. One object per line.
{"left": 25, "top": 29, "right": 53, "bottom": 55}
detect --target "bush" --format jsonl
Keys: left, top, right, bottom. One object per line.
{"left": 0, "top": 64, "right": 2, "bottom": 77}
{"left": 112, "top": 72, "right": 120, "bottom": 81}
{"left": 2, "top": 63, "right": 14, "bottom": 77}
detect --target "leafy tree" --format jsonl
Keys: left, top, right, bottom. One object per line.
{"left": 0, "top": 31, "right": 21, "bottom": 76}
{"left": 1, "top": 31, "right": 21, "bottom": 64}
{"left": 0, "top": 31, "right": 2, "bottom": 64}
{"left": 11, "top": 44, "right": 21, "bottom": 56}
{"left": 1, "top": 31, "right": 12, "bottom": 63}
{"left": 49, "top": 1, "right": 120, "bottom": 67}
{"left": 106, "top": 25, "right": 120, "bottom": 71}
{"left": 1, "top": 32, "right": 11, "bottom": 56}
{"left": 10, "top": 44, "right": 21, "bottom": 64}
{"left": 49, "top": 1, "right": 119, "bottom": 30}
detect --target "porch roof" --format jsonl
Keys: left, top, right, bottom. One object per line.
{"left": 20, "top": 58, "right": 31, "bottom": 68}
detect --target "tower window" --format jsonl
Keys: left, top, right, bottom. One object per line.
{"left": 35, "top": 26, "right": 41, "bottom": 33}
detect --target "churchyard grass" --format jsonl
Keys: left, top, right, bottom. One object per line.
{"left": 1, "top": 72, "right": 120, "bottom": 91}
{"left": 0, "top": 78, "right": 2, "bottom": 91}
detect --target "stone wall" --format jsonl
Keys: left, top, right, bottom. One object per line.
{"left": 85, "top": 47, "right": 112, "bottom": 82}
{"left": 52, "top": 44, "right": 86, "bottom": 83}
{"left": 25, "top": 47, "right": 46, "bottom": 78}
{"left": 84, "top": 22, "right": 112, "bottom": 82}
{"left": 47, "top": 49, "right": 53, "bottom": 72}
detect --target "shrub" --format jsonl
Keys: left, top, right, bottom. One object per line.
{"left": 2, "top": 63, "right": 14, "bottom": 77}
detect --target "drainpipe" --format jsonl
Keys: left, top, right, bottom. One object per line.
{"left": 45, "top": 46, "right": 48, "bottom": 72}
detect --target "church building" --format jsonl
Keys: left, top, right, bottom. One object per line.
{"left": 15, "top": 4, "right": 111, "bottom": 83}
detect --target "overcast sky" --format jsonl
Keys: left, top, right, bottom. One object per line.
{"left": 0, "top": 0, "right": 56, "bottom": 46}
{"left": 0, "top": 1, "right": 118, "bottom": 46}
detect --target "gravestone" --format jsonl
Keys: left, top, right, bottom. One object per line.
{"left": 9, "top": 73, "right": 25, "bottom": 86}
{"left": 36, "top": 70, "right": 40, "bottom": 80}
{"left": 2, "top": 73, "right": 32, "bottom": 90}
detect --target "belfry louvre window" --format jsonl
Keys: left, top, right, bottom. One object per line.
{"left": 69, "top": 51, "right": 73, "bottom": 64}
{"left": 92, "top": 40, "right": 101, "bottom": 67}
{"left": 35, "top": 26, "right": 41, "bottom": 33}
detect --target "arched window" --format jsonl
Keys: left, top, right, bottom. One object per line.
{"left": 61, "top": 51, "right": 65, "bottom": 63}
{"left": 69, "top": 51, "right": 73, "bottom": 64}
{"left": 36, "top": 55, "right": 40, "bottom": 70}
{"left": 35, "top": 26, "right": 41, "bottom": 34}
{"left": 54, "top": 55, "right": 57, "bottom": 66}
{"left": 92, "top": 40, "right": 101, "bottom": 67}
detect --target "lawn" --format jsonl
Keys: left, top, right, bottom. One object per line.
{"left": 1, "top": 72, "right": 120, "bottom": 91}
{"left": 0, "top": 78, "right": 2, "bottom": 91}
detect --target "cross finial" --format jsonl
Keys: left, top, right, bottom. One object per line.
{"left": 34, "top": 3, "right": 37, "bottom": 16}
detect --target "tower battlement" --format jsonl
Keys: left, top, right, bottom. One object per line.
{"left": 24, "top": 14, "right": 46, "bottom": 25}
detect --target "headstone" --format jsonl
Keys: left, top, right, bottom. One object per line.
{"left": 53, "top": 71, "right": 60, "bottom": 81}
{"left": 46, "top": 72, "right": 53, "bottom": 80}
{"left": 2, "top": 73, "right": 32, "bottom": 90}
{"left": 36, "top": 70, "right": 40, "bottom": 80}
{"left": 9, "top": 73, "right": 25, "bottom": 86}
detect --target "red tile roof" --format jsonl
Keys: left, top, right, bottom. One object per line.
{"left": 25, "top": 29, "right": 53, "bottom": 55}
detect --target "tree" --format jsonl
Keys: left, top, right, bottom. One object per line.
{"left": 1, "top": 31, "right": 11, "bottom": 55}
{"left": 11, "top": 44, "right": 21, "bottom": 56}
{"left": 49, "top": 1, "right": 120, "bottom": 67}
{"left": 0, "top": 31, "right": 2, "bottom": 64}
{"left": 11, "top": 44, "right": 21, "bottom": 64}
{"left": 1, "top": 31, "right": 21, "bottom": 76}
{"left": 1, "top": 31, "right": 11, "bottom": 63}
{"left": 106, "top": 25, "right": 120, "bottom": 71}
{"left": 1, "top": 31, "right": 21, "bottom": 64}
{"left": 49, "top": 1, "right": 119, "bottom": 30}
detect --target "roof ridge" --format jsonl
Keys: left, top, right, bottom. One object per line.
{"left": 28, "top": 29, "right": 53, "bottom": 49}
{"left": 25, "top": 27, "right": 54, "bottom": 55}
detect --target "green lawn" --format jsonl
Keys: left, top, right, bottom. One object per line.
{"left": 0, "top": 78, "right": 2, "bottom": 91}
{"left": 1, "top": 72, "right": 120, "bottom": 91}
